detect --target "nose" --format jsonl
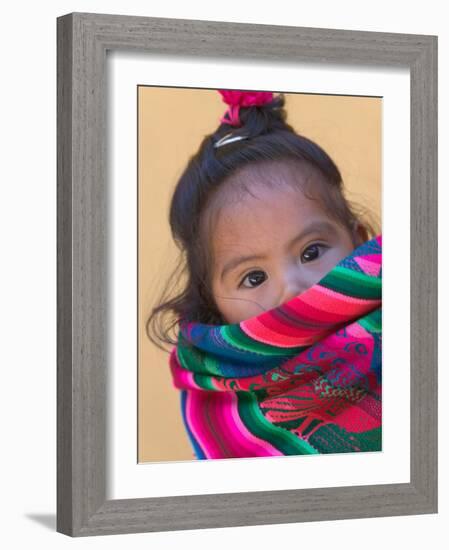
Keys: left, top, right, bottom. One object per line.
{"left": 281, "top": 286, "right": 303, "bottom": 305}
{"left": 279, "top": 273, "right": 308, "bottom": 305}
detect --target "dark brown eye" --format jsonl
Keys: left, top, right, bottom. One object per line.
{"left": 301, "top": 244, "right": 327, "bottom": 263}
{"left": 239, "top": 270, "right": 267, "bottom": 289}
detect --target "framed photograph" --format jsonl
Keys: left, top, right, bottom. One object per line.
{"left": 57, "top": 12, "right": 437, "bottom": 536}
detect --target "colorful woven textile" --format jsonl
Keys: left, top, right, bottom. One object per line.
{"left": 169, "top": 234, "right": 382, "bottom": 459}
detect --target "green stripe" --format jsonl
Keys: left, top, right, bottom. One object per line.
{"left": 192, "top": 372, "right": 216, "bottom": 390}
{"left": 359, "top": 308, "right": 382, "bottom": 333}
{"left": 177, "top": 340, "right": 222, "bottom": 376}
{"left": 320, "top": 266, "right": 381, "bottom": 299}
{"left": 237, "top": 393, "right": 318, "bottom": 455}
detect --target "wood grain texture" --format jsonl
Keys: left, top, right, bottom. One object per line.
{"left": 56, "top": 12, "right": 438, "bottom": 537}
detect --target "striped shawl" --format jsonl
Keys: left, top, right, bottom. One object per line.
{"left": 169, "top": 234, "right": 382, "bottom": 459}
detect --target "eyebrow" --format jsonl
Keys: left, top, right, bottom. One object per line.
{"left": 220, "top": 220, "right": 336, "bottom": 281}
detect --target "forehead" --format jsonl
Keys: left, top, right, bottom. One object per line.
{"left": 208, "top": 161, "right": 329, "bottom": 250}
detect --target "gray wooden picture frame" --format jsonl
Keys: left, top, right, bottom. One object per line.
{"left": 57, "top": 12, "right": 438, "bottom": 537}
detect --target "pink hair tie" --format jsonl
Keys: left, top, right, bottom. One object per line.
{"left": 218, "top": 89, "right": 274, "bottom": 127}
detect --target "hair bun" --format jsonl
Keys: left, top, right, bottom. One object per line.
{"left": 214, "top": 90, "right": 291, "bottom": 144}
{"left": 218, "top": 90, "right": 274, "bottom": 108}
{"left": 218, "top": 89, "right": 277, "bottom": 127}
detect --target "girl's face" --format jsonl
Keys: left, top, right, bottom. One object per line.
{"left": 210, "top": 180, "right": 362, "bottom": 325}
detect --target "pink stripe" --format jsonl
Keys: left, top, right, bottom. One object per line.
{"left": 184, "top": 391, "right": 207, "bottom": 456}
{"left": 354, "top": 256, "right": 382, "bottom": 277}
{"left": 282, "top": 299, "right": 352, "bottom": 325}
{"left": 295, "top": 285, "right": 379, "bottom": 315}
{"left": 227, "top": 392, "right": 282, "bottom": 456}
{"left": 169, "top": 350, "right": 199, "bottom": 390}
{"left": 345, "top": 322, "right": 370, "bottom": 338}
{"left": 206, "top": 393, "right": 236, "bottom": 457}
{"left": 242, "top": 321, "right": 332, "bottom": 347}
{"left": 187, "top": 391, "right": 284, "bottom": 458}
{"left": 185, "top": 392, "right": 220, "bottom": 459}
{"left": 175, "top": 368, "right": 196, "bottom": 389}
{"left": 241, "top": 287, "right": 379, "bottom": 348}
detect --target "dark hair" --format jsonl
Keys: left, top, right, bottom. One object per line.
{"left": 146, "top": 92, "right": 380, "bottom": 352}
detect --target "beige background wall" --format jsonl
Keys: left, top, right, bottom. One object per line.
{"left": 138, "top": 87, "right": 382, "bottom": 463}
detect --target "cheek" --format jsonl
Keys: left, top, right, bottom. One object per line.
{"left": 330, "top": 242, "right": 354, "bottom": 265}
{"left": 313, "top": 245, "right": 352, "bottom": 276}
{"left": 211, "top": 276, "right": 232, "bottom": 300}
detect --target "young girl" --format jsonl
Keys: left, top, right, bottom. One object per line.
{"left": 146, "top": 89, "right": 382, "bottom": 459}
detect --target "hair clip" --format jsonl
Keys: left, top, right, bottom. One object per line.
{"left": 213, "top": 132, "right": 249, "bottom": 149}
